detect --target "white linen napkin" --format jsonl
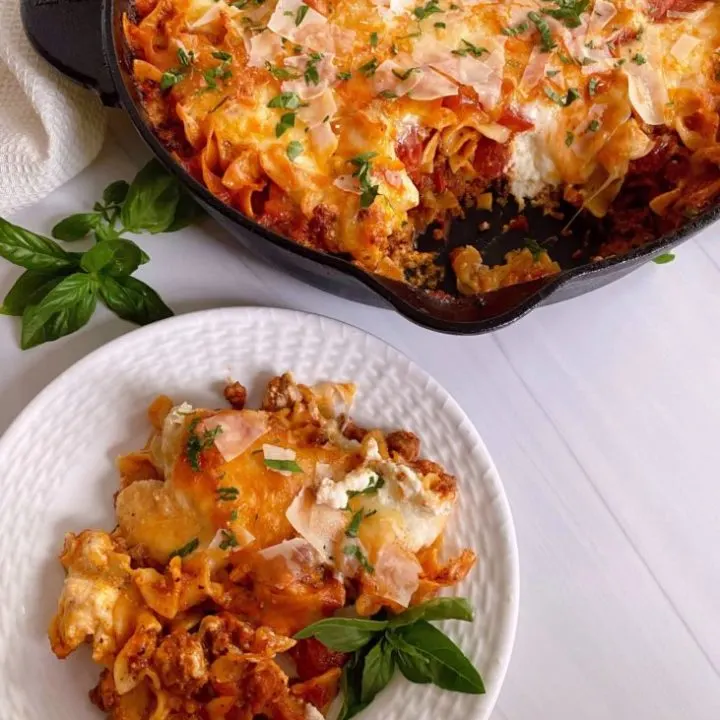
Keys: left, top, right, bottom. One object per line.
{"left": 0, "top": 0, "right": 107, "bottom": 214}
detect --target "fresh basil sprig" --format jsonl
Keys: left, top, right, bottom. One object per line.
{"left": 0, "top": 160, "right": 201, "bottom": 349}
{"left": 295, "top": 597, "right": 484, "bottom": 720}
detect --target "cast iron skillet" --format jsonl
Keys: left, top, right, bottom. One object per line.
{"left": 21, "top": 0, "right": 720, "bottom": 333}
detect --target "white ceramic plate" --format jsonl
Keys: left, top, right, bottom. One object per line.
{"left": 0, "top": 307, "right": 518, "bottom": 720}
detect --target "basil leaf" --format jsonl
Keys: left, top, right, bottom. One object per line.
{"left": 165, "top": 190, "right": 204, "bottom": 232}
{"left": 397, "top": 621, "right": 485, "bottom": 694}
{"left": 121, "top": 159, "right": 181, "bottom": 234}
{"left": 0, "top": 270, "right": 66, "bottom": 316}
{"left": 51, "top": 213, "right": 99, "bottom": 242}
{"left": 0, "top": 217, "right": 79, "bottom": 272}
{"left": 99, "top": 275, "right": 173, "bottom": 326}
{"left": 338, "top": 646, "right": 370, "bottom": 720}
{"left": 103, "top": 180, "right": 130, "bottom": 206}
{"left": 81, "top": 239, "right": 144, "bottom": 277}
{"left": 361, "top": 638, "right": 395, "bottom": 704}
{"left": 387, "top": 633, "right": 433, "bottom": 683}
{"left": 21, "top": 273, "right": 98, "bottom": 349}
{"left": 294, "top": 618, "right": 388, "bottom": 651}
{"left": 94, "top": 222, "right": 122, "bottom": 243}
{"left": 389, "top": 597, "right": 474, "bottom": 628}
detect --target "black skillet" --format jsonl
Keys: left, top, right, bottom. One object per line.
{"left": 20, "top": 0, "right": 720, "bottom": 333}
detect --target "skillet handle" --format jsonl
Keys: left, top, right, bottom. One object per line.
{"left": 20, "top": 0, "right": 118, "bottom": 107}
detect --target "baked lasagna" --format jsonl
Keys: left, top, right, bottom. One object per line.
{"left": 124, "top": 0, "right": 720, "bottom": 294}
{"left": 48, "top": 374, "right": 475, "bottom": 719}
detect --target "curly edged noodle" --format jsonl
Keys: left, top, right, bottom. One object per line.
{"left": 125, "top": 0, "right": 720, "bottom": 292}
{"left": 48, "top": 374, "right": 477, "bottom": 719}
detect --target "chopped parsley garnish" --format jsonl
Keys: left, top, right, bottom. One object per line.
{"left": 528, "top": 11, "right": 555, "bottom": 52}
{"left": 337, "top": 71, "right": 352, "bottom": 80}
{"left": 177, "top": 48, "right": 194, "bottom": 66}
{"left": 346, "top": 509, "right": 377, "bottom": 538}
{"left": 379, "top": 90, "right": 398, "bottom": 98}
{"left": 434, "top": 21, "right": 446, "bottom": 28}
{"left": 392, "top": 67, "right": 419, "bottom": 81}
{"left": 452, "top": 38, "right": 488, "bottom": 57}
{"left": 264, "top": 457, "right": 303, "bottom": 472}
{"left": 212, "top": 50, "right": 233, "bottom": 61}
{"left": 160, "top": 69, "right": 184, "bottom": 91}
{"left": 565, "top": 87, "right": 581, "bottom": 104}
{"left": 295, "top": 3, "right": 309, "bottom": 25}
{"left": 219, "top": 529, "right": 239, "bottom": 550}
{"left": 541, "top": 0, "right": 590, "bottom": 29}
{"left": 186, "top": 418, "right": 223, "bottom": 472}
{"left": 565, "top": 130, "right": 575, "bottom": 146}
{"left": 587, "top": 119, "right": 600, "bottom": 132}
{"left": 202, "top": 62, "right": 232, "bottom": 91}
{"left": 349, "top": 152, "right": 380, "bottom": 209}
{"left": 588, "top": 77, "right": 599, "bottom": 96}
{"left": 546, "top": 69, "right": 560, "bottom": 77}
{"left": 631, "top": 53, "right": 647, "bottom": 65}
{"left": 217, "top": 486, "right": 240, "bottom": 501}
{"left": 543, "top": 85, "right": 580, "bottom": 106}
{"left": 286, "top": 140, "right": 303, "bottom": 161}
{"left": 268, "top": 91, "right": 303, "bottom": 109}
{"left": 231, "top": 0, "right": 249, "bottom": 7}
{"left": 558, "top": 53, "right": 573, "bottom": 64}
{"left": 579, "top": 56, "right": 595, "bottom": 66}
{"left": 614, "top": 58, "right": 627, "bottom": 67}
{"left": 370, "top": 31, "right": 379, "bottom": 46}
{"left": 358, "top": 58, "right": 379, "bottom": 77}
{"left": 265, "top": 62, "right": 299, "bottom": 80}
{"left": 275, "top": 111, "right": 296, "bottom": 137}
{"left": 304, "top": 53, "right": 323, "bottom": 85}
{"left": 343, "top": 543, "right": 374, "bottom": 573}
{"left": 413, "top": 0, "right": 442, "bottom": 20}
{"left": 230, "top": 509, "right": 239, "bottom": 521}
{"left": 502, "top": 20, "right": 529, "bottom": 37}
{"left": 169, "top": 537, "right": 199, "bottom": 559}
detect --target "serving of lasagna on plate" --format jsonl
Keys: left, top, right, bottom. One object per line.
{"left": 48, "top": 373, "right": 477, "bottom": 719}
{"left": 124, "top": 0, "right": 719, "bottom": 294}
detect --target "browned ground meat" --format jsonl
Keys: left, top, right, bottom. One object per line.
{"left": 224, "top": 380, "right": 248, "bottom": 410}
{"left": 386, "top": 430, "right": 421, "bottom": 461}
{"left": 153, "top": 630, "right": 209, "bottom": 696}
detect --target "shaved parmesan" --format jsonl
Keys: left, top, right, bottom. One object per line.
{"left": 624, "top": 62, "right": 668, "bottom": 126}
{"left": 372, "top": 543, "right": 422, "bottom": 607}
{"left": 519, "top": 46, "right": 549, "bottom": 94}
{"left": 267, "top": 0, "right": 329, "bottom": 50}
{"left": 588, "top": 0, "right": 617, "bottom": 35}
{"left": 408, "top": 69, "right": 459, "bottom": 101}
{"left": 188, "top": 2, "right": 225, "bottom": 28}
{"left": 310, "top": 122, "right": 338, "bottom": 154}
{"left": 670, "top": 34, "right": 700, "bottom": 63}
{"left": 297, "top": 88, "right": 337, "bottom": 126}
{"left": 258, "top": 538, "right": 323, "bottom": 577}
{"left": 431, "top": 53, "right": 503, "bottom": 108}
{"left": 200, "top": 411, "right": 268, "bottom": 463}
{"left": 282, "top": 53, "right": 336, "bottom": 100}
{"left": 286, "top": 488, "right": 347, "bottom": 560}
{"left": 245, "top": 31, "right": 284, "bottom": 68}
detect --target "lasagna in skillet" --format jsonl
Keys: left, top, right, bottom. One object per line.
{"left": 48, "top": 375, "right": 475, "bottom": 719}
{"left": 124, "top": 0, "right": 720, "bottom": 294}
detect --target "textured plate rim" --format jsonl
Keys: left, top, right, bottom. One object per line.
{"left": 0, "top": 306, "right": 519, "bottom": 718}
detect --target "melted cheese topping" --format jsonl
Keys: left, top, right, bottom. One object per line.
{"left": 127, "top": 0, "right": 720, "bottom": 286}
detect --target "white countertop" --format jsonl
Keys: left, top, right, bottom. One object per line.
{"left": 3, "top": 111, "right": 720, "bottom": 719}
